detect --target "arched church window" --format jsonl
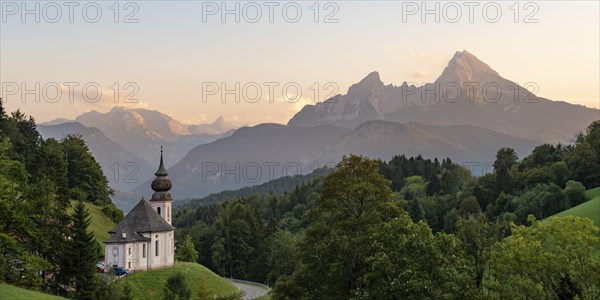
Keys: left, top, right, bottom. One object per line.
{"left": 157, "top": 207, "right": 161, "bottom": 216}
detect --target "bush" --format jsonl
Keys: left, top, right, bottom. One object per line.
{"left": 563, "top": 180, "right": 587, "bottom": 206}
{"left": 163, "top": 272, "right": 191, "bottom": 300}
{"left": 102, "top": 205, "right": 124, "bottom": 224}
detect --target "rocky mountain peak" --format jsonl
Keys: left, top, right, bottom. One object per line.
{"left": 348, "top": 71, "right": 384, "bottom": 92}
{"left": 435, "top": 50, "right": 499, "bottom": 84}
{"left": 344, "top": 71, "right": 385, "bottom": 100}
{"left": 213, "top": 115, "right": 224, "bottom": 124}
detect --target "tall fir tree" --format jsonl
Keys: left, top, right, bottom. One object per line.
{"left": 66, "top": 201, "right": 99, "bottom": 299}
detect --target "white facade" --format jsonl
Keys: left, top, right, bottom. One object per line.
{"left": 105, "top": 231, "right": 175, "bottom": 271}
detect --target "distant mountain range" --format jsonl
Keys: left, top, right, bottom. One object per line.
{"left": 131, "top": 50, "right": 598, "bottom": 199}
{"left": 132, "top": 120, "right": 539, "bottom": 199}
{"left": 289, "top": 51, "right": 598, "bottom": 143}
{"left": 43, "top": 107, "right": 236, "bottom": 167}
{"left": 38, "top": 50, "right": 599, "bottom": 208}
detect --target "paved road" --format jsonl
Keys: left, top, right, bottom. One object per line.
{"left": 228, "top": 280, "right": 269, "bottom": 299}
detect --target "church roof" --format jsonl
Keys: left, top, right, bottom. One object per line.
{"left": 104, "top": 225, "right": 150, "bottom": 243}
{"left": 104, "top": 199, "right": 174, "bottom": 244}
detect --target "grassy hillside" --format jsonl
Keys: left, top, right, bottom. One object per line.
{"left": 112, "top": 262, "right": 240, "bottom": 299}
{"left": 550, "top": 187, "right": 600, "bottom": 258}
{"left": 69, "top": 201, "right": 116, "bottom": 243}
{"left": 0, "top": 283, "right": 67, "bottom": 299}
{"left": 551, "top": 187, "right": 600, "bottom": 230}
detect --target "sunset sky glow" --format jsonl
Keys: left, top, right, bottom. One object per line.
{"left": 1, "top": 1, "right": 598, "bottom": 125}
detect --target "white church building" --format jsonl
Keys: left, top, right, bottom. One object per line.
{"left": 104, "top": 149, "right": 175, "bottom": 271}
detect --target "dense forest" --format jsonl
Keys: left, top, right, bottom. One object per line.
{"left": 0, "top": 102, "right": 123, "bottom": 299}
{"left": 174, "top": 120, "right": 600, "bottom": 299}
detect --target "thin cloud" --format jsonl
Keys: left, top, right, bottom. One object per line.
{"left": 411, "top": 70, "right": 430, "bottom": 79}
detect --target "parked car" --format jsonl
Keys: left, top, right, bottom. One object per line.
{"left": 96, "top": 263, "right": 105, "bottom": 273}
{"left": 113, "top": 266, "right": 130, "bottom": 276}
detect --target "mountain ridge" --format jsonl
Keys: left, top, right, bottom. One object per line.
{"left": 73, "top": 107, "right": 235, "bottom": 165}
{"left": 288, "top": 50, "right": 599, "bottom": 143}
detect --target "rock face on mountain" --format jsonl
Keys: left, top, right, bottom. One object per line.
{"left": 74, "top": 107, "right": 234, "bottom": 165}
{"left": 37, "top": 122, "right": 155, "bottom": 192}
{"left": 289, "top": 71, "right": 400, "bottom": 128}
{"left": 289, "top": 50, "right": 598, "bottom": 143}
{"left": 77, "top": 107, "right": 189, "bottom": 141}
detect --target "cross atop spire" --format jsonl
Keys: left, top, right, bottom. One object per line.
{"left": 155, "top": 146, "right": 168, "bottom": 176}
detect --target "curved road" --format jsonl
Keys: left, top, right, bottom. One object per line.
{"left": 228, "top": 279, "right": 269, "bottom": 300}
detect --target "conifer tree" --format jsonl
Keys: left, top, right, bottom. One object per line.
{"left": 66, "top": 201, "right": 99, "bottom": 299}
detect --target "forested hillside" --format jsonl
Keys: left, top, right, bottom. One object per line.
{"left": 174, "top": 120, "right": 600, "bottom": 299}
{"left": 0, "top": 102, "right": 124, "bottom": 299}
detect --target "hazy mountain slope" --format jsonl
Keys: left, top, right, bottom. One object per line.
{"left": 174, "top": 167, "right": 332, "bottom": 211}
{"left": 319, "top": 121, "right": 539, "bottom": 165}
{"left": 40, "top": 118, "right": 73, "bottom": 126}
{"left": 132, "top": 124, "right": 350, "bottom": 199}
{"left": 289, "top": 50, "right": 599, "bottom": 143}
{"left": 111, "top": 189, "right": 144, "bottom": 213}
{"left": 38, "top": 122, "right": 154, "bottom": 192}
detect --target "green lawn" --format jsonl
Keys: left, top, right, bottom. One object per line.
{"left": 69, "top": 201, "right": 115, "bottom": 243}
{"left": 552, "top": 187, "right": 600, "bottom": 230}
{"left": 111, "top": 262, "right": 240, "bottom": 299}
{"left": 0, "top": 283, "right": 66, "bottom": 300}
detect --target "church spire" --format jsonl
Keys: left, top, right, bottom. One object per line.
{"left": 151, "top": 146, "right": 172, "bottom": 198}
{"left": 155, "top": 146, "right": 168, "bottom": 176}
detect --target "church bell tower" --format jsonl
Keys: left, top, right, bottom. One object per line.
{"left": 150, "top": 146, "right": 173, "bottom": 225}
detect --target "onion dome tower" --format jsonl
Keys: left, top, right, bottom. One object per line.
{"left": 150, "top": 146, "right": 173, "bottom": 224}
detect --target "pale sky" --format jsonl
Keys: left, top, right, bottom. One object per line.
{"left": 1, "top": 1, "right": 599, "bottom": 126}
